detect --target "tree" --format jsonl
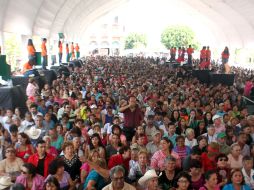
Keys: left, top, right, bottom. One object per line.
{"left": 4, "top": 33, "right": 21, "bottom": 70}
{"left": 161, "top": 25, "right": 199, "bottom": 49}
{"left": 124, "top": 33, "right": 147, "bottom": 49}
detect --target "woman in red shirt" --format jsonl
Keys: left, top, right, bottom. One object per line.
{"left": 221, "top": 46, "right": 230, "bottom": 73}
{"left": 221, "top": 46, "right": 230, "bottom": 64}
{"left": 16, "top": 133, "right": 34, "bottom": 162}
{"left": 201, "top": 142, "right": 220, "bottom": 172}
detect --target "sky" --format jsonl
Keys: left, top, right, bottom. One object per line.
{"left": 87, "top": 0, "right": 218, "bottom": 50}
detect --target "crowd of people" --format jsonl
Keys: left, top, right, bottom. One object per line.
{"left": 0, "top": 55, "right": 254, "bottom": 190}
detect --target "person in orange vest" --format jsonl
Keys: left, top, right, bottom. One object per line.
{"left": 176, "top": 47, "right": 182, "bottom": 63}
{"left": 58, "top": 40, "right": 63, "bottom": 63}
{"left": 22, "top": 58, "right": 34, "bottom": 74}
{"left": 172, "top": 47, "right": 176, "bottom": 62}
{"left": 181, "top": 47, "right": 185, "bottom": 61}
{"left": 75, "top": 43, "right": 80, "bottom": 59}
{"left": 206, "top": 46, "right": 211, "bottom": 64}
{"left": 187, "top": 45, "right": 194, "bottom": 65}
{"left": 71, "top": 42, "right": 75, "bottom": 60}
{"left": 178, "top": 47, "right": 182, "bottom": 59}
{"left": 41, "top": 38, "right": 47, "bottom": 69}
{"left": 27, "top": 39, "right": 36, "bottom": 65}
{"left": 66, "top": 43, "right": 70, "bottom": 62}
{"left": 170, "top": 47, "right": 174, "bottom": 62}
{"left": 200, "top": 46, "right": 206, "bottom": 64}
{"left": 221, "top": 46, "right": 230, "bottom": 73}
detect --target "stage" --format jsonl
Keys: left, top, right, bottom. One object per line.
{"left": 192, "top": 70, "right": 235, "bottom": 86}
{"left": 0, "top": 85, "right": 27, "bottom": 113}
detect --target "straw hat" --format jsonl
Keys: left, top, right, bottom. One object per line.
{"left": 138, "top": 169, "right": 161, "bottom": 186}
{"left": 90, "top": 104, "right": 97, "bottom": 109}
{"left": 0, "top": 176, "right": 13, "bottom": 189}
{"left": 25, "top": 126, "right": 41, "bottom": 140}
{"left": 212, "top": 114, "right": 221, "bottom": 121}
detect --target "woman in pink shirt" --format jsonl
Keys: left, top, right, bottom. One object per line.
{"left": 16, "top": 163, "right": 44, "bottom": 190}
{"left": 26, "top": 78, "right": 39, "bottom": 98}
{"left": 80, "top": 149, "right": 99, "bottom": 183}
{"left": 227, "top": 143, "right": 243, "bottom": 169}
{"left": 199, "top": 170, "right": 220, "bottom": 190}
{"left": 150, "top": 137, "right": 181, "bottom": 171}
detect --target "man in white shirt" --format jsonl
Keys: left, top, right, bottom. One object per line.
{"left": 29, "top": 103, "right": 42, "bottom": 121}
{"left": 242, "top": 156, "right": 254, "bottom": 189}
{"left": 202, "top": 125, "right": 217, "bottom": 144}
{"left": 2, "top": 109, "right": 14, "bottom": 133}
{"left": 102, "top": 165, "right": 135, "bottom": 190}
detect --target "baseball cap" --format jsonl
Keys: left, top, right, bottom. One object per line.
{"left": 217, "top": 132, "right": 226, "bottom": 139}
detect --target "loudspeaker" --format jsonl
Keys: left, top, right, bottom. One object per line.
{"left": 192, "top": 70, "right": 211, "bottom": 84}
{"left": 23, "top": 69, "right": 40, "bottom": 77}
{"left": 69, "top": 60, "right": 82, "bottom": 68}
{"left": 209, "top": 73, "right": 235, "bottom": 86}
{"left": 0, "top": 55, "right": 11, "bottom": 80}
{"left": 50, "top": 66, "right": 70, "bottom": 77}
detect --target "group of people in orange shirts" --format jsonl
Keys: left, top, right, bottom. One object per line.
{"left": 169, "top": 45, "right": 194, "bottom": 65}
{"left": 169, "top": 45, "right": 230, "bottom": 73}
{"left": 23, "top": 39, "right": 80, "bottom": 74}
{"left": 199, "top": 46, "right": 230, "bottom": 72}
{"left": 58, "top": 41, "right": 80, "bottom": 63}
{"left": 199, "top": 46, "right": 211, "bottom": 69}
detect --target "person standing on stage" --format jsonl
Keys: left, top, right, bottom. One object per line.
{"left": 75, "top": 43, "right": 80, "bottom": 59}
{"left": 181, "top": 47, "right": 185, "bottom": 61}
{"left": 200, "top": 46, "right": 206, "bottom": 64}
{"left": 187, "top": 45, "right": 194, "bottom": 65}
{"left": 178, "top": 47, "right": 182, "bottom": 60}
{"left": 27, "top": 39, "right": 36, "bottom": 64}
{"left": 206, "top": 46, "right": 211, "bottom": 64}
{"left": 58, "top": 41, "right": 63, "bottom": 63}
{"left": 71, "top": 42, "right": 75, "bottom": 60}
{"left": 41, "top": 38, "right": 47, "bottom": 69}
{"left": 170, "top": 47, "right": 174, "bottom": 62}
{"left": 66, "top": 43, "right": 70, "bottom": 62}
{"left": 173, "top": 47, "right": 176, "bottom": 61}
{"left": 221, "top": 46, "right": 230, "bottom": 73}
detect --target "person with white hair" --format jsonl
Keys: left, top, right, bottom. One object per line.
{"left": 102, "top": 165, "right": 135, "bottom": 190}
{"left": 184, "top": 128, "right": 197, "bottom": 148}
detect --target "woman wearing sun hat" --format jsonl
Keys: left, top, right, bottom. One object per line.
{"left": 0, "top": 176, "right": 13, "bottom": 190}
{"left": 24, "top": 126, "right": 42, "bottom": 147}
{"left": 138, "top": 169, "right": 162, "bottom": 190}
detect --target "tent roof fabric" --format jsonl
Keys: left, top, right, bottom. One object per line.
{"left": 0, "top": 0, "right": 254, "bottom": 48}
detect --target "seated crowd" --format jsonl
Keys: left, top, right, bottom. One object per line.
{"left": 0, "top": 56, "right": 254, "bottom": 190}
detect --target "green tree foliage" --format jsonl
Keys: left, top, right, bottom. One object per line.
{"left": 4, "top": 33, "right": 21, "bottom": 70}
{"left": 161, "top": 25, "right": 200, "bottom": 49}
{"left": 124, "top": 33, "right": 147, "bottom": 49}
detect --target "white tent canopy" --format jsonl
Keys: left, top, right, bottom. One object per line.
{"left": 0, "top": 0, "right": 254, "bottom": 48}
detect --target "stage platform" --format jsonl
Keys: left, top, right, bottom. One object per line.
{"left": 192, "top": 70, "right": 235, "bottom": 86}
{"left": 0, "top": 85, "right": 27, "bottom": 113}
